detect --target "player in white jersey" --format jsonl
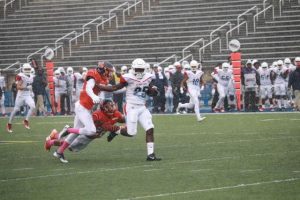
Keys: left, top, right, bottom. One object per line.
{"left": 212, "top": 62, "right": 234, "bottom": 112}
{"left": 99, "top": 58, "right": 161, "bottom": 161}
{"left": 7, "top": 63, "right": 35, "bottom": 133}
{"left": 176, "top": 60, "right": 206, "bottom": 121}
{"left": 272, "top": 60, "right": 289, "bottom": 110}
{"left": 0, "top": 70, "right": 6, "bottom": 116}
{"left": 164, "top": 65, "right": 174, "bottom": 113}
{"left": 257, "top": 62, "right": 274, "bottom": 111}
{"left": 73, "top": 67, "right": 87, "bottom": 102}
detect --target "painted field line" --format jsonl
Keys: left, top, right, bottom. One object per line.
{"left": 116, "top": 177, "right": 300, "bottom": 200}
{"left": 260, "top": 119, "right": 281, "bottom": 122}
{"left": 12, "top": 168, "right": 34, "bottom": 171}
{"left": 143, "top": 169, "right": 162, "bottom": 172}
{"left": 0, "top": 141, "right": 39, "bottom": 144}
{"left": 240, "top": 169, "right": 262, "bottom": 173}
{"left": 0, "top": 165, "right": 153, "bottom": 183}
{"left": 14, "top": 121, "right": 73, "bottom": 125}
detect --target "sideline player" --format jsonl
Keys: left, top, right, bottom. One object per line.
{"left": 52, "top": 61, "right": 114, "bottom": 163}
{"left": 176, "top": 60, "right": 206, "bottom": 121}
{"left": 0, "top": 70, "right": 6, "bottom": 116}
{"left": 7, "top": 63, "right": 35, "bottom": 132}
{"left": 45, "top": 100, "right": 128, "bottom": 157}
{"left": 98, "top": 58, "right": 162, "bottom": 161}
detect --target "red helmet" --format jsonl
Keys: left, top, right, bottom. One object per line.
{"left": 97, "top": 61, "right": 114, "bottom": 80}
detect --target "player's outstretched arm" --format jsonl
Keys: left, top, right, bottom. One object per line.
{"left": 98, "top": 82, "right": 127, "bottom": 92}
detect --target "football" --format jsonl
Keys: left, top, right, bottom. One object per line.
{"left": 146, "top": 85, "right": 159, "bottom": 96}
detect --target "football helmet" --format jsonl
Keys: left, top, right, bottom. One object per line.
{"left": 22, "top": 63, "right": 32, "bottom": 76}
{"left": 246, "top": 59, "right": 252, "bottom": 67}
{"left": 132, "top": 58, "right": 146, "bottom": 79}
{"left": 30, "top": 68, "right": 35, "bottom": 76}
{"left": 183, "top": 64, "right": 191, "bottom": 71}
{"left": 54, "top": 69, "right": 60, "bottom": 78}
{"left": 261, "top": 62, "right": 268, "bottom": 70}
{"left": 222, "top": 62, "right": 230, "bottom": 72}
{"left": 67, "top": 67, "right": 73, "bottom": 75}
{"left": 168, "top": 65, "right": 175, "bottom": 74}
{"left": 284, "top": 58, "right": 291, "bottom": 65}
{"left": 101, "top": 99, "right": 116, "bottom": 116}
{"left": 174, "top": 62, "right": 181, "bottom": 68}
{"left": 97, "top": 61, "right": 114, "bottom": 80}
{"left": 295, "top": 57, "right": 300, "bottom": 62}
{"left": 121, "top": 65, "right": 128, "bottom": 75}
{"left": 82, "top": 67, "right": 88, "bottom": 73}
{"left": 190, "top": 60, "right": 199, "bottom": 72}
{"left": 277, "top": 60, "right": 283, "bottom": 69}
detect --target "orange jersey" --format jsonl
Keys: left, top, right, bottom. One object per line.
{"left": 79, "top": 69, "right": 108, "bottom": 110}
{"left": 92, "top": 110, "right": 124, "bottom": 132}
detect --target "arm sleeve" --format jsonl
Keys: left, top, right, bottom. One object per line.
{"left": 86, "top": 78, "right": 97, "bottom": 99}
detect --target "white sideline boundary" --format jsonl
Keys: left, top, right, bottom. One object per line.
{"left": 116, "top": 177, "right": 300, "bottom": 200}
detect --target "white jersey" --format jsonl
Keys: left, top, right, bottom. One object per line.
{"left": 214, "top": 69, "right": 233, "bottom": 87}
{"left": 185, "top": 70, "right": 204, "bottom": 90}
{"left": 273, "top": 67, "right": 288, "bottom": 85}
{"left": 0, "top": 76, "right": 5, "bottom": 89}
{"left": 258, "top": 68, "right": 272, "bottom": 86}
{"left": 121, "top": 72, "right": 155, "bottom": 105}
{"left": 16, "top": 73, "right": 33, "bottom": 97}
{"left": 74, "top": 72, "right": 84, "bottom": 92}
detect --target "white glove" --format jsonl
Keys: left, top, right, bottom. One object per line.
{"left": 200, "top": 85, "right": 204, "bottom": 91}
{"left": 180, "top": 87, "right": 184, "bottom": 94}
{"left": 91, "top": 95, "right": 101, "bottom": 104}
{"left": 26, "top": 85, "right": 32, "bottom": 91}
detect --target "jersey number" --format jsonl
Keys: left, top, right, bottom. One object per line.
{"left": 134, "top": 86, "right": 149, "bottom": 98}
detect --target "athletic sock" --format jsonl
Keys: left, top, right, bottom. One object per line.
{"left": 147, "top": 142, "right": 154, "bottom": 155}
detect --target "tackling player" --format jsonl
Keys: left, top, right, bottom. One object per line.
{"left": 98, "top": 58, "right": 162, "bottom": 161}
{"left": 45, "top": 100, "right": 128, "bottom": 161}
{"left": 7, "top": 63, "right": 35, "bottom": 133}
{"left": 52, "top": 61, "right": 114, "bottom": 163}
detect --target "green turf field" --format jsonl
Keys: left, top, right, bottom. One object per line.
{"left": 0, "top": 113, "right": 300, "bottom": 200}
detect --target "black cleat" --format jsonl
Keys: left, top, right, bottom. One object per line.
{"left": 53, "top": 151, "right": 68, "bottom": 163}
{"left": 146, "top": 153, "right": 162, "bottom": 161}
{"left": 107, "top": 132, "right": 118, "bottom": 142}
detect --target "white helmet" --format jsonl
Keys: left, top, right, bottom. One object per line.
{"left": 222, "top": 62, "right": 230, "bottom": 72}
{"left": 22, "top": 63, "right": 32, "bottom": 76}
{"left": 284, "top": 58, "right": 291, "bottom": 65}
{"left": 272, "top": 61, "right": 278, "bottom": 68}
{"left": 261, "top": 62, "right": 268, "bottom": 70}
{"left": 132, "top": 58, "right": 146, "bottom": 79}
{"left": 58, "top": 67, "right": 65, "bottom": 74}
{"left": 168, "top": 65, "right": 175, "bottom": 74}
{"left": 121, "top": 65, "right": 128, "bottom": 74}
{"left": 183, "top": 64, "right": 191, "bottom": 71}
{"left": 30, "top": 68, "right": 35, "bottom": 76}
{"left": 54, "top": 69, "right": 60, "bottom": 78}
{"left": 190, "top": 60, "right": 199, "bottom": 72}
{"left": 82, "top": 67, "right": 88, "bottom": 74}
{"left": 246, "top": 59, "right": 252, "bottom": 66}
{"left": 295, "top": 57, "right": 300, "bottom": 62}
{"left": 182, "top": 60, "right": 189, "bottom": 67}
{"left": 277, "top": 60, "right": 283, "bottom": 69}
{"left": 174, "top": 61, "right": 181, "bottom": 67}
{"left": 67, "top": 67, "right": 73, "bottom": 75}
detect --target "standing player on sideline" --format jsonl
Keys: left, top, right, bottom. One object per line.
{"left": 176, "top": 60, "right": 206, "bottom": 122}
{"left": 7, "top": 63, "right": 35, "bottom": 133}
{"left": 98, "top": 58, "right": 162, "bottom": 161}
{"left": 0, "top": 70, "right": 6, "bottom": 116}
{"left": 52, "top": 61, "right": 114, "bottom": 163}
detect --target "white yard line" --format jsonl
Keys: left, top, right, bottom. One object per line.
{"left": 116, "top": 177, "right": 300, "bottom": 200}
{"left": 12, "top": 168, "right": 34, "bottom": 171}
{"left": 260, "top": 119, "right": 281, "bottom": 122}
{"left": 240, "top": 169, "right": 262, "bottom": 173}
{"left": 143, "top": 169, "right": 162, "bottom": 172}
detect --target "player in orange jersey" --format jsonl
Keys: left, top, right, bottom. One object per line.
{"left": 52, "top": 61, "right": 115, "bottom": 163}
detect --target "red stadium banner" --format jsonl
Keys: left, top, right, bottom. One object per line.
{"left": 231, "top": 52, "right": 241, "bottom": 110}
{"left": 45, "top": 61, "right": 55, "bottom": 114}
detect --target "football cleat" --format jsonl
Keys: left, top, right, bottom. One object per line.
{"left": 107, "top": 132, "right": 118, "bottom": 142}
{"left": 53, "top": 151, "right": 68, "bottom": 163}
{"left": 213, "top": 107, "right": 220, "bottom": 113}
{"left": 197, "top": 116, "right": 206, "bottom": 122}
{"left": 23, "top": 120, "right": 30, "bottom": 129}
{"left": 146, "top": 153, "right": 162, "bottom": 161}
{"left": 46, "top": 129, "right": 58, "bottom": 140}
{"left": 44, "top": 138, "right": 52, "bottom": 152}
{"left": 6, "top": 123, "right": 13, "bottom": 133}
{"left": 58, "top": 125, "right": 70, "bottom": 139}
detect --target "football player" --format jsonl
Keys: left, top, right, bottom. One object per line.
{"left": 272, "top": 60, "right": 289, "bottom": 110}
{"left": 0, "top": 70, "right": 6, "bottom": 116}
{"left": 257, "top": 62, "right": 274, "bottom": 111}
{"left": 212, "top": 62, "right": 234, "bottom": 112}
{"left": 176, "top": 60, "right": 206, "bottom": 121}
{"left": 52, "top": 61, "right": 114, "bottom": 163}
{"left": 7, "top": 63, "right": 35, "bottom": 132}
{"left": 45, "top": 100, "right": 128, "bottom": 158}
{"left": 98, "top": 58, "right": 162, "bottom": 161}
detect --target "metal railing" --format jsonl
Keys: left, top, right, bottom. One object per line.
{"left": 253, "top": 4, "right": 274, "bottom": 32}
{"left": 109, "top": 2, "right": 130, "bottom": 27}
{"left": 210, "top": 22, "right": 231, "bottom": 50}
{"left": 226, "top": 21, "right": 248, "bottom": 49}
{"left": 27, "top": 46, "right": 48, "bottom": 62}
{"left": 237, "top": 6, "right": 258, "bottom": 34}
{"left": 68, "top": 30, "right": 91, "bottom": 56}
{"left": 279, "top": 0, "right": 291, "bottom": 16}
{"left": 123, "top": 0, "right": 143, "bottom": 25}
{"left": 2, "top": 61, "right": 21, "bottom": 71}
{"left": 3, "top": 0, "right": 28, "bottom": 20}
{"left": 54, "top": 31, "right": 77, "bottom": 57}
{"left": 82, "top": 16, "right": 104, "bottom": 34}
{"left": 199, "top": 37, "right": 221, "bottom": 61}
{"left": 178, "top": 54, "right": 193, "bottom": 63}
{"left": 96, "top": 15, "right": 117, "bottom": 41}
{"left": 52, "top": 45, "right": 64, "bottom": 59}
{"left": 182, "top": 38, "right": 205, "bottom": 59}
{"left": 158, "top": 54, "right": 178, "bottom": 66}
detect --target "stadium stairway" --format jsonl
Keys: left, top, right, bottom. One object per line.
{"left": 52, "top": 0, "right": 265, "bottom": 69}
{"left": 200, "top": 1, "right": 300, "bottom": 68}
{"left": 0, "top": 0, "right": 132, "bottom": 69}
